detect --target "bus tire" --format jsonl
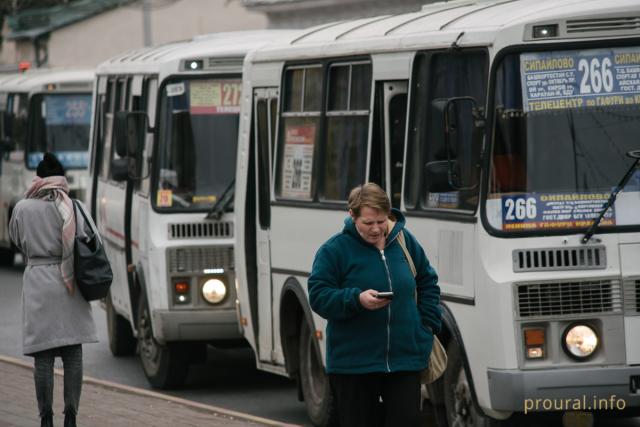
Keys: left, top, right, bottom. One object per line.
{"left": 444, "top": 340, "right": 506, "bottom": 427}
{"left": 0, "top": 247, "right": 14, "bottom": 266}
{"left": 299, "top": 321, "right": 337, "bottom": 427}
{"left": 137, "top": 294, "right": 189, "bottom": 389}
{"left": 106, "top": 292, "right": 136, "bottom": 356}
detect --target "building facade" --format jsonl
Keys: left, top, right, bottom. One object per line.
{"left": 1, "top": 0, "right": 267, "bottom": 69}
{"left": 243, "top": 0, "right": 435, "bottom": 28}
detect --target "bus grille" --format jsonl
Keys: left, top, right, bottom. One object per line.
{"left": 167, "top": 246, "right": 234, "bottom": 273}
{"left": 623, "top": 278, "right": 640, "bottom": 315}
{"left": 567, "top": 17, "right": 640, "bottom": 34}
{"left": 168, "top": 222, "right": 233, "bottom": 239}
{"left": 513, "top": 246, "right": 606, "bottom": 272}
{"left": 516, "top": 279, "right": 622, "bottom": 318}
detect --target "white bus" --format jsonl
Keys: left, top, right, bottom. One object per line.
{"left": 0, "top": 69, "right": 93, "bottom": 266}
{"left": 87, "top": 31, "right": 297, "bottom": 388}
{"left": 234, "top": 0, "right": 640, "bottom": 425}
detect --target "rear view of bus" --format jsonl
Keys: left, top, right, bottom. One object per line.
{"left": 87, "top": 31, "right": 297, "bottom": 388}
{"left": 0, "top": 69, "right": 93, "bottom": 265}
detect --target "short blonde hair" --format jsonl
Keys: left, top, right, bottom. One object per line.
{"left": 348, "top": 183, "right": 391, "bottom": 218}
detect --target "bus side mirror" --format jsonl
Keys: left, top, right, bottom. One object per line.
{"left": 113, "top": 111, "right": 149, "bottom": 180}
{"left": 424, "top": 160, "right": 460, "bottom": 193}
{"left": 125, "top": 111, "right": 148, "bottom": 158}
{"left": 114, "top": 111, "right": 129, "bottom": 158}
{"left": 429, "top": 96, "right": 484, "bottom": 191}
{"left": 111, "top": 158, "right": 128, "bottom": 182}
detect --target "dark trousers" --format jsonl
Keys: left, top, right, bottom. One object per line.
{"left": 329, "top": 371, "right": 421, "bottom": 427}
{"left": 33, "top": 344, "right": 83, "bottom": 418}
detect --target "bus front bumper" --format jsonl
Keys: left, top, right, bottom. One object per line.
{"left": 488, "top": 366, "right": 640, "bottom": 411}
{"left": 153, "top": 309, "right": 241, "bottom": 342}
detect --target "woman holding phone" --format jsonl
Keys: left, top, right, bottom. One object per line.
{"left": 308, "top": 183, "right": 441, "bottom": 427}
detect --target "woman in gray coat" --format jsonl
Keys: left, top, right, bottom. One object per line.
{"left": 9, "top": 153, "right": 97, "bottom": 427}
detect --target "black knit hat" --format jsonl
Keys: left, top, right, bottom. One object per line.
{"left": 36, "top": 152, "right": 65, "bottom": 178}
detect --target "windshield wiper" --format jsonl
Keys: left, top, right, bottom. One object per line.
{"left": 582, "top": 150, "right": 640, "bottom": 244}
{"left": 206, "top": 179, "right": 235, "bottom": 220}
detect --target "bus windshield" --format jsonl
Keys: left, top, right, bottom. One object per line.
{"left": 27, "top": 93, "right": 92, "bottom": 170}
{"left": 486, "top": 47, "right": 640, "bottom": 234}
{"left": 155, "top": 77, "right": 240, "bottom": 212}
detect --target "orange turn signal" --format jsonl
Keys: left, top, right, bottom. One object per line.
{"left": 174, "top": 281, "right": 189, "bottom": 294}
{"left": 524, "top": 328, "right": 545, "bottom": 346}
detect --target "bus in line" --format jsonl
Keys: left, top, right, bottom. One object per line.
{"left": 87, "top": 31, "right": 297, "bottom": 388}
{"left": 0, "top": 69, "right": 94, "bottom": 266}
{"left": 233, "top": 0, "right": 640, "bottom": 425}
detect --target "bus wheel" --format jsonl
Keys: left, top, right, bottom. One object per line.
{"left": 137, "top": 295, "right": 188, "bottom": 389}
{"left": 106, "top": 292, "right": 136, "bottom": 356}
{"left": 0, "top": 248, "right": 14, "bottom": 266}
{"left": 444, "top": 340, "right": 503, "bottom": 427}
{"left": 299, "top": 321, "right": 336, "bottom": 427}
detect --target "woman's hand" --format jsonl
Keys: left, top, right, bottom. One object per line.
{"left": 359, "top": 289, "right": 391, "bottom": 311}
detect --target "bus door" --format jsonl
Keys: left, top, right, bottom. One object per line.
{"left": 96, "top": 76, "right": 133, "bottom": 321}
{"left": 124, "top": 75, "right": 153, "bottom": 314}
{"left": 253, "top": 87, "right": 279, "bottom": 363}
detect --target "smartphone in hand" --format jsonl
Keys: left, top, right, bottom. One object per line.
{"left": 375, "top": 291, "right": 394, "bottom": 300}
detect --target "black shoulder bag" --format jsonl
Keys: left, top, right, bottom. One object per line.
{"left": 73, "top": 200, "right": 113, "bottom": 301}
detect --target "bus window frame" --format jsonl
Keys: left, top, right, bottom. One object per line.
{"left": 273, "top": 56, "right": 373, "bottom": 210}
{"left": 137, "top": 76, "right": 158, "bottom": 196}
{"left": 149, "top": 72, "right": 243, "bottom": 214}
{"left": 481, "top": 38, "right": 640, "bottom": 238}
{"left": 403, "top": 48, "right": 489, "bottom": 222}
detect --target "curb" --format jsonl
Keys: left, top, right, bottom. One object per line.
{"left": 0, "top": 354, "right": 301, "bottom": 427}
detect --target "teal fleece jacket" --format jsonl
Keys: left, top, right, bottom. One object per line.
{"left": 308, "top": 208, "right": 441, "bottom": 374}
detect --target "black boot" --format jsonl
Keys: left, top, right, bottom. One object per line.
{"left": 63, "top": 412, "right": 76, "bottom": 427}
{"left": 40, "top": 413, "right": 53, "bottom": 427}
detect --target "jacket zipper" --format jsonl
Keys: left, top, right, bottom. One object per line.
{"left": 380, "top": 249, "right": 393, "bottom": 373}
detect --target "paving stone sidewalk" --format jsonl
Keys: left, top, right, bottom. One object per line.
{"left": 0, "top": 357, "right": 296, "bottom": 427}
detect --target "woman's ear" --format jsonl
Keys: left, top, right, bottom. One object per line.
{"left": 348, "top": 209, "right": 356, "bottom": 220}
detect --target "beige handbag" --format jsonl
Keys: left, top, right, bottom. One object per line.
{"left": 397, "top": 230, "right": 448, "bottom": 384}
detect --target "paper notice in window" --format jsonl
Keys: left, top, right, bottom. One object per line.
{"left": 157, "top": 189, "right": 173, "bottom": 207}
{"left": 281, "top": 124, "right": 315, "bottom": 199}
{"left": 189, "top": 80, "right": 241, "bottom": 115}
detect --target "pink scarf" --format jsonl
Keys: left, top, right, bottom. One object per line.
{"left": 24, "top": 176, "right": 75, "bottom": 295}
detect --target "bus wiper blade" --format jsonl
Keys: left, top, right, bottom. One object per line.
{"left": 582, "top": 150, "right": 640, "bottom": 244}
{"left": 206, "top": 179, "right": 235, "bottom": 220}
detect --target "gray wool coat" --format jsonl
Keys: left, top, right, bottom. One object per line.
{"left": 9, "top": 197, "right": 97, "bottom": 355}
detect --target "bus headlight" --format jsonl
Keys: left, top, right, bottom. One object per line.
{"left": 563, "top": 324, "right": 598, "bottom": 359}
{"left": 201, "top": 278, "right": 226, "bottom": 304}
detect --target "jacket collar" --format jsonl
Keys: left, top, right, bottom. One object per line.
{"left": 343, "top": 208, "right": 406, "bottom": 248}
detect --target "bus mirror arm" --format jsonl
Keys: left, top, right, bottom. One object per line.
{"left": 582, "top": 150, "right": 640, "bottom": 244}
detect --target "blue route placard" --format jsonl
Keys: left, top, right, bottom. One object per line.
{"left": 521, "top": 47, "right": 640, "bottom": 112}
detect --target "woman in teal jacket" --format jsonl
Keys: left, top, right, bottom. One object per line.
{"left": 308, "top": 183, "right": 441, "bottom": 427}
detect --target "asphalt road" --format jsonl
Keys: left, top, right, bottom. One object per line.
{"left": 0, "top": 261, "right": 310, "bottom": 426}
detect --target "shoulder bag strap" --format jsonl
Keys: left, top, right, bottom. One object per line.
{"left": 397, "top": 230, "right": 417, "bottom": 278}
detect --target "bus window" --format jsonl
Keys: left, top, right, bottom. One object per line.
{"left": 108, "top": 77, "right": 130, "bottom": 178}
{"left": 487, "top": 49, "right": 640, "bottom": 233}
{"left": 138, "top": 77, "right": 157, "bottom": 195}
{"left": 406, "top": 50, "right": 487, "bottom": 212}
{"left": 276, "top": 66, "right": 322, "bottom": 201}
{"left": 257, "top": 98, "right": 270, "bottom": 228}
{"left": 322, "top": 62, "right": 371, "bottom": 201}
{"left": 100, "top": 79, "right": 116, "bottom": 180}
{"left": 5, "top": 93, "right": 28, "bottom": 152}
{"left": 27, "top": 93, "right": 91, "bottom": 170}
{"left": 154, "top": 77, "right": 240, "bottom": 211}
